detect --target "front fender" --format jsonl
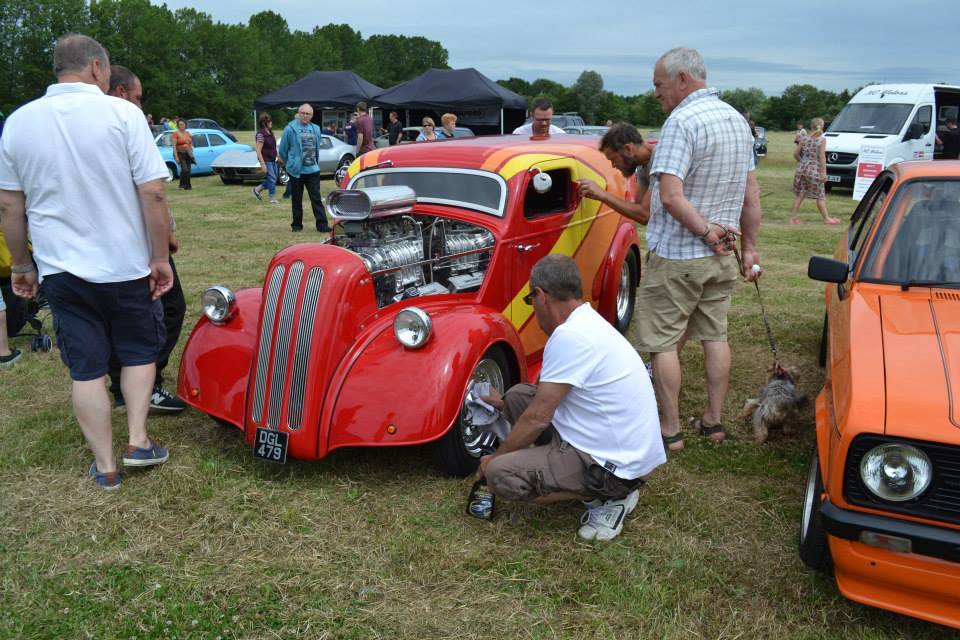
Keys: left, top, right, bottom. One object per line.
{"left": 324, "top": 303, "right": 525, "bottom": 454}
{"left": 595, "top": 223, "right": 639, "bottom": 323}
{"left": 177, "top": 287, "right": 261, "bottom": 428}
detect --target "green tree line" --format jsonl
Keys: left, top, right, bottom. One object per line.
{"left": 500, "top": 73, "right": 858, "bottom": 130}
{"left": 0, "top": 0, "right": 450, "bottom": 126}
{"left": 1, "top": 0, "right": 856, "bottom": 130}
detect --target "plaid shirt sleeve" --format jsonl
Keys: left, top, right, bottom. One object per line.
{"left": 650, "top": 116, "right": 693, "bottom": 181}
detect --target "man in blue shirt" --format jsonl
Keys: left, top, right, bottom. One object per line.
{"left": 278, "top": 104, "right": 329, "bottom": 232}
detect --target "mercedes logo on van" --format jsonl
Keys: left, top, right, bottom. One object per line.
{"left": 828, "top": 152, "right": 839, "bottom": 163}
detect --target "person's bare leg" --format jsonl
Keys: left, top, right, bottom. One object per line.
{"left": 0, "top": 310, "right": 11, "bottom": 356}
{"left": 790, "top": 193, "right": 805, "bottom": 223}
{"left": 652, "top": 350, "right": 682, "bottom": 439}
{"left": 701, "top": 340, "right": 730, "bottom": 438}
{"left": 816, "top": 198, "right": 838, "bottom": 224}
{"left": 121, "top": 363, "right": 155, "bottom": 449}
{"left": 73, "top": 377, "right": 115, "bottom": 472}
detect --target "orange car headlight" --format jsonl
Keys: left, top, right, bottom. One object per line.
{"left": 859, "top": 443, "right": 932, "bottom": 502}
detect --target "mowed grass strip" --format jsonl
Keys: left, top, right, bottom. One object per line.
{"left": 1, "top": 131, "right": 956, "bottom": 639}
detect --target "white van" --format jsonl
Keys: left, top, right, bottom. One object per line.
{"left": 824, "top": 84, "right": 960, "bottom": 188}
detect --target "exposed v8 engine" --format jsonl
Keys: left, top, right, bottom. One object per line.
{"left": 332, "top": 215, "right": 495, "bottom": 307}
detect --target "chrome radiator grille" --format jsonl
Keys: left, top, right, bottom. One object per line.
{"left": 288, "top": 268, "right": 323, "bottom": 430}
{"left": 250, "top": 262, "right": 323, "bottom": 430}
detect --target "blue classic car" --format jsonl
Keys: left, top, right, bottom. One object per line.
{"left": 154, "top": 128, "right": 252, "bottom": 182}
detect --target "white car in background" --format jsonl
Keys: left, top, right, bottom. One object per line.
{"left": 211, "top": 134, "right": 355, "bottom": 185}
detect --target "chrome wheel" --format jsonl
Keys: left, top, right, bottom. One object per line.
{"left": 616, "top": 259, "right": 631, "bottom": 324}
{"left": 798, "top": 447, "right": 832, "bottom": 572}
{"left": 460, "top": 357, "right": 506, "bottom": 458}
{"left": 800, "top": 454, "right": 818, "bottom": 544}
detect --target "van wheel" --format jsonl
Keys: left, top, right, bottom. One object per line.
{"left": 165, "top": 163, "right": 177, "bottom": 182}
{"left": 613, "top": 250, "right": 638, "bottom": 334}
{"left": 432, "top": 347, "right": 511, "bottom": 477}
{"left": 799, "top": 448, "right": 832, "bottom": 573}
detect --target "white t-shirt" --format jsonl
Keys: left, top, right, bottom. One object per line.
{"left": 0, "top": 82, "right": 168, "bottom": 283}
{"left": 540, "top": 303, "right": 665, "bottom": 479}
{"left": 512, "top": 123, "right": 566, "bottom": 135}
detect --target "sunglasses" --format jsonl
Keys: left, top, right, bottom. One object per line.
{"left": 523, "top": 287, "right": 547, "bottom": 305}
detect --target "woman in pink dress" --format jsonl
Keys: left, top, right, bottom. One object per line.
{"left": 790, "top": 118, "right": 839, "bottom": 224}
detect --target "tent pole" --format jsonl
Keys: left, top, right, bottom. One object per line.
{"left": 500, "top": 108, "right": 504, "bottom": 134}
{"left": 253, "top": 109, "right": 257, "bottom": 132}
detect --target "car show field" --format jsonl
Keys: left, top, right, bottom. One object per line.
{"left": 1, "top": 130, "right": 957, "bottom": 638}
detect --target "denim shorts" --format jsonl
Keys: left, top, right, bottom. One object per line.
{"left": 42, "top": 272, "right": 165, "bottom": 381}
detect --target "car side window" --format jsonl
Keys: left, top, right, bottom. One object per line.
{"left": 192, "top": 134, "right": 209, "bottom": 148}
{"left": 848, "top": 176, "right": 892, "bottom": 264}
{"left": 319, "top": 136, "right": 333, "bottom": 149}
{"left": 157, "top": 132, "right": 173, "bottom": 147}
{"left": 524, "top": 168, "right": 573, "bottom": 218}
{"left": 209, "top": 134, "right": 226, "bottom": 146}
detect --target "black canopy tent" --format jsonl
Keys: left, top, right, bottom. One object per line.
{"left": 254, "top": 70, "right": 383, "bottom": 110}
{"left": 371, "top": 68, "right": 527, "bottom": 134}
{"left": 253, "top": 71, "right": 383, "bottom": 131}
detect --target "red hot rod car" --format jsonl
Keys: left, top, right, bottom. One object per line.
{"left": 177, "top": 135, "right": 641, "bottom": 475}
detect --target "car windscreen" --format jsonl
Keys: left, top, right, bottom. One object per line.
{"left": 827, "top": 103, "right": 913, "bottom": 135}
{"left": 350, "top": 169, "right": 506, "bottom": 216}
{"left": 860, "top": 179, "right": 960, "bottom": 285}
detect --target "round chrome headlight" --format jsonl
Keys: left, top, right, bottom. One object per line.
{"left": 393, "top": 307, "right": 432, "bottom": 349}
{"left": 859, "top": 443, "right": 932, "bottom": 502}
{"left": 202, "top": 286, "right": 236, "bottom": 324}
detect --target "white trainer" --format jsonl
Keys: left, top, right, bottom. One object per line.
{"left": 578, "top": 489, "right": 640, "bottom": 541}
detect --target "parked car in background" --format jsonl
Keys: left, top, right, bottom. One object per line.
{"left": 375, "top": 126, "right": 475, "bottom": 148}
{"left": 186, "top": 118, "right": 238, "bottom": 142}
{"left": 155, "top": 128, "right": 252, "bottom": 182}
{"left": 802, "top": 160, "right": 960, "bottom": 629}
{"left": 211, "top": 134, "right": 353, "bottom": 185}
{"left": 563, "top": 125, "right": 609, "bottom": 136}
{"left": 754, "top": 126, "right": 767, "bottom": 157}
{"left": 178, "top": 135, "right": 641, "bottom": 476}
{"left": 212, "top": 152, "right": 289, "bottom": 186}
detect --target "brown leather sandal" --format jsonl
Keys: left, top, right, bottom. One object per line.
{"left": 662, "top": 431, "right": 685, "bottom": 452}
{"left": 691, "top": 417, "right": 725, "bottom": 443}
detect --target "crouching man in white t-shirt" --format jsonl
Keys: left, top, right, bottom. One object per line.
{"left": 479, "top": 254, "right": 665, "bottom": 541}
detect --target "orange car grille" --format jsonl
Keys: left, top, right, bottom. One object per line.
{"left": 250, "top": 261, "right": 324, "bottom": 431}
{"left": 845, "top": 436, "right": 960, "bottom": 526}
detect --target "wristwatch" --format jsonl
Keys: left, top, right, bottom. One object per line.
{"left": 10, "top": 263, "right": 36, "bottom": 274}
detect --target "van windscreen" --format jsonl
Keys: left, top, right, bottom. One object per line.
{"left": 827, "top": 103, "right": 914, "bottom": 135}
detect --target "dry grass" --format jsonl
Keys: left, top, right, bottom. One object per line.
{"left": 1, "top": 131, "right": 956, "bottom": 639}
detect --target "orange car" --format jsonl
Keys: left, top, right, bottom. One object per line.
{"left": 803, "top": 160, "right": 960, "bottom": 629}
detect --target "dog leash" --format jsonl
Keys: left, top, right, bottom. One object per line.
{"left": 718, "top": 226, "right": 780, "bottom": 369}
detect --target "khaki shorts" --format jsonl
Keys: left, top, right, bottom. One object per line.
{"left": 635, "top": 252, "right": 738, "bottom": 351}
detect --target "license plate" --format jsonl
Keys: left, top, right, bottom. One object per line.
{"left": 827, "top": 174, "right": 841, "bottom": 183}
{"left": 253, "top": 427, "right": 289, "bottom": 463}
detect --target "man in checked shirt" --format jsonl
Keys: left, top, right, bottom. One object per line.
{"left": 640, "top": 47, "right": 762, "bottom": 452}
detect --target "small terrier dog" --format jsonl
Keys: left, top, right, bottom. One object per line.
{"left": 739, "top": 365, "right": 806, "bottom": 444}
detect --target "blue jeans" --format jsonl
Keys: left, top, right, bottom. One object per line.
{"left": 259, "top": 161, "right": 278, "bottom": 198}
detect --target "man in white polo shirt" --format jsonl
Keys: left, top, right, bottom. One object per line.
{"left": 0, "top": 33, "right": 173, "bottom": 490}
{"left": 479, "top": 254, "right": 665, "bottom": 541}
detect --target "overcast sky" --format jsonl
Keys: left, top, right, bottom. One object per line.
{"left": 156, "top": 0, "right": 956, "bottom": 95}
